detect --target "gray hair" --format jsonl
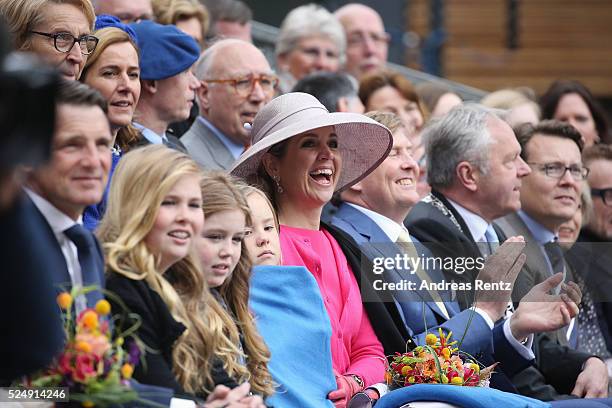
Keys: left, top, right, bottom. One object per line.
{"left": 424, "top": 103, "right": 503, "bottom": 189}
{"left": 275, "top": 3, "right": 346, "bottom": 65}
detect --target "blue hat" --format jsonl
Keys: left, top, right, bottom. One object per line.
{"left": 94, "top": 15, "right": 138, "bottom": 43}
{"left": 128, "top": 20, "right": 200, "bottom": 81}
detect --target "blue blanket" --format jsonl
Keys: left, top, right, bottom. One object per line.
{"left": 375, "top": 384, "right": 551, "bottom": 408}
{"left": 249, "top": 265, "right": 336, "bottom": 408}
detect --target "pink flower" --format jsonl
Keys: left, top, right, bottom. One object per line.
{"left": 73, "top": 354, "right": 97, "bottom": 383}
{"left": 75, "top": 332, "right": 111, "bottom": 358}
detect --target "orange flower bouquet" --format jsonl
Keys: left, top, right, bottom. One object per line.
{"left": 20, "top": 286, "right": 157, "bottom": 407}
{"left": 386, "top": 328, "right": 497, "bottom": 389}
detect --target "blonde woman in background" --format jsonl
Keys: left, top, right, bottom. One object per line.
{"left": 152, "top": 0, "right": 210, "bottom": 47}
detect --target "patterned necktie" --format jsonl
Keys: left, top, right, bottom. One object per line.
{"left": 64, "top": 224, "right": 104, "bottom": 310}
{"left": 396, "top": 230, "right": 449, "bottom": 320}
{"left": 544, "top": 240, "right": 566, "bottom": 277}
{"left": 574, "top": 273, "right": 611, "bottom": 357}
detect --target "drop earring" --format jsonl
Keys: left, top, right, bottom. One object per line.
{"left": 272, "top": 174, "right": 284, "bottom": 194}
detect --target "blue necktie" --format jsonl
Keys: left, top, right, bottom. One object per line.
{"left": 483, "top": 224, "right": 499, "bottom": 256}
{"left": 64, "top": 224, "right": 104, "bottom": 308}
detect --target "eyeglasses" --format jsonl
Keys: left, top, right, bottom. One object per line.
{"left": 30, "top": 31, "right": 99, "bottom": 55}
{"left": 347, "top": 32, "right": 390, "bottom": 48}
{"left": 205, "top": 74, "right": 278, "bottom": 97}
{"left": 527, "top": 162, "right": 590, "bottom": 181}
{"left": 591, "top": 187, "right": 612, "bottom": 206}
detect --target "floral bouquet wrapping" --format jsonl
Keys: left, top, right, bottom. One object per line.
{"left": 385, "top": 328, "right": 497, "bottom": 389}
{"left": 19, "top": 287, "right": 149, "bottom": 407}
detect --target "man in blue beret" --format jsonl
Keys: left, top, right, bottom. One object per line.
{"left": 129, "top": 20, "right": 201, "bottom": 151}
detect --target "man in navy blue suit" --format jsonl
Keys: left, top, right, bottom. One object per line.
{"left": 24, "top": 81, "right": 111, "bottom": 312}
{"left": 328, "top": 111, "right": 584, "bottom": 395}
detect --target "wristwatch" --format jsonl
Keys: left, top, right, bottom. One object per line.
{"left": 350, "top": 374, "right": 365, "bottom": 389}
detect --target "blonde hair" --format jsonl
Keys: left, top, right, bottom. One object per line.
{"left": 0, "top": 0, "right": 95, "bottom": 51}
{"left": 97, "top": 145, "right": 216, "bottom": 394}
{"left": 80, "top": 27, "right": 141, "bottom": 152}
{"left": 200, "top": 172, "right": 274, "bottom": 397}
{"left": 152, "top": 0, "right": 210, "bottom": 45}
{"left": 239, "top": 184, "right": 279, "bottom": 232}
{"left": 364, "top": 111, "right": 404, "bottom": 135}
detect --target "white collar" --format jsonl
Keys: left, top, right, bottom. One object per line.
{"left": 446, "top": 197, "right": 490, "bottom": 242}
{"left": 346, "top": 203, "right": 409, "bottom": 242}
{"left": 24, "top": 188, "right": 81, "bottom": 234}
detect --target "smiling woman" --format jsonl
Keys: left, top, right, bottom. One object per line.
{"left": 231, "top": 92, "right": 392, "bottom": 406}
{"left": 79, "top": 20, "right": 143, "bottom": 230}
{"left": 0, "top": 0, "right": 96, "bottom": 80}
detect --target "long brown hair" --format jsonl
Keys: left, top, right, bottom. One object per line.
{"left": 200, "top": 172, "right": 274, "bottom": 397}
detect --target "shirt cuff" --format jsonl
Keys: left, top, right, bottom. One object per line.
{"left": 366, "top": 382, "right": 389, "bottom": 398}
{"left": 503, "top": 318, "right": 535, "bottom": 360}
{"left": 473, "top": 307, "right": 494, "bottom": 330}
{"left": 170, "top": 398, "right": 196, "bottom": 408}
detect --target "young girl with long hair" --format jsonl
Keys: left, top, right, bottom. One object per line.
{"left": 98, "top": 146, "right": 264, "bottom": 406}
{"left": 196, "top": 172, "right": 274, "bottom": 399}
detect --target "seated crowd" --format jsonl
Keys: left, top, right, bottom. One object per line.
{"left": 1, "top": 0, "right": 612, "bottom": 407}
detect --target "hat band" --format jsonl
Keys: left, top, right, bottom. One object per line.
{"left": 253, "top": 105, "right": 327, "bottom": 144}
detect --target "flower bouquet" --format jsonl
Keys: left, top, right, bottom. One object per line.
{"left": 385, "top": 328, "right": 497, "bottom": 389}
{"left": 19, "top": 286, "right": 154, "bottom": 407}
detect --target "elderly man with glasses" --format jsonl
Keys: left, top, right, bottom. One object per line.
{"left": 0, "top": 0, "right": 97, "bottom": 80}
{"left": 181, "top": 38, "right": 276, "bottom": 170}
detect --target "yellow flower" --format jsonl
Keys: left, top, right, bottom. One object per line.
{"left": 95, "top": 299, "right": 111, "bottom": 315}
{"left": 451, "top": 376, "right": 463, "bottom": 385}
{"left": 401, "top": 365, "right": 411, "bottom": 376}
{"left": 442, "top": 347, "right": 451, "bottom": 360}
{"left": 75, "top": 341, "right": 92, "bottom": 353}
{"left": 82, "top": 401, "right": 94, "bottom": 407}
{"left": 425, "top": 333, "right": 438, "bottom": 346}
{"left": 470, "top": 363, "right": 480, "bottom": 373}
{"left": 57, "top": 293, "right": 73, "bottom": 310}
{"left": 121, "top": 363, "right": 134, "bottom": 379}
{"left": 81, "top": 310, "right": 99, "bottom": 330}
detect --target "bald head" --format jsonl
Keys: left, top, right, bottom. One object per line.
{"left": 195, "top": 39, "right": 274, "bottom": 145}
{"left": 334, "top": 3, "right": 388, "bottom": 79}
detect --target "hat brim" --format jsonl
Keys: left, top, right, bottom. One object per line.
{"left": 230, "top": 111, "right": 392, "bottom": 192}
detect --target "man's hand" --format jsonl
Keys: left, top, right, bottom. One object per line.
{"left": 510, "top": 272, "right": 581, "bottom": 340}
{"left": 474, "top": 236, "right": 526, "bottom": 322}
{"left": 204, "top": 383, "right": 266, "bottom": 408}
{"left": 572, "top": 357, "right": 609, "bottom": 398}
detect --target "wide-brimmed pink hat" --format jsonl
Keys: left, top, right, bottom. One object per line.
{"left": 230, "top": 92, "right": 392, "bottom": 191}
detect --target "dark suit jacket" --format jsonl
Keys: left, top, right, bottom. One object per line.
{"left": 181, "top": 116, "right": 236, "bottom": 170}
{"left": 329, "top": 203, "right": 532, "bottom": 391}
{"left": 27, "top": 194, "right": 105, "bottom": 305}
{"left": 405, "top": 191, "right": 593, "bottom": 401}
{"left": 0, "top": 195, "right": 64, "bottom": 382}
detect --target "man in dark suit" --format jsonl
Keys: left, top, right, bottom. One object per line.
{"left": 405, "top": 104, "right": 610, "bottom": 404}
{"left": 24, "top": 81, "right": 111, "bottom": 311}
{"left": 182, "top": 39, "right": 275, "bottom": 170}
{"left": 328, "top": 111, "right": 581, "bottom": 393}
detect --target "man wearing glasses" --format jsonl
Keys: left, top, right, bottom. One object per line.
{"left": 582, "top": 144, "right": 612, "bottom": 242}
{"left": 496, "top": 120, "right": 610, "bottom": 401}
{"left": 93, "top": 0, "right": 153, "bottom": 24}
{"left": 0, "top": 0, "right": 97, "bottom": 80}
{"left": 182, "top": 38, "right": 276, "bottom": 170}
{"left": 334, "top": 3, "right": 389, "bottom": 80}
